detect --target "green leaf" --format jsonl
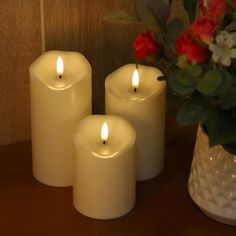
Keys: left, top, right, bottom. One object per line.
{"left": 197, "top": 70, "right": 222, "bottom": 95}
{"left": 220, "top": 86, "right": 236, "bottom": 109}
{"left": 177, "top": 70, "right": 196, "bottom": 86}
{"left": 202, "top": 69, "right": 232, "bottom": 97}
{"left": 218, "top": 69, "right": 233, "bottom": 92}
{"left": 177, "top": 55, "right": 188, "bottom": 69}
{"left": 183, "top": 0, "right": 197, "bottom": 23}
{"left": 167, "top": 18, "right": 185, "bottom": 43}
{"left": 177, "top": 98, "right": 208, "bottom": 126}
{"left": 188, "top": 64, "right": 202, "bottom": 77}
{"left": 168, "top": 72, "right": 196, "bottom": 95}
{"left": 205, "top": 109, "right": 236, "bottom": 146}
{"left": 177, "top": 56, "right": 202, "bottom": 77}
{"left": 103, "top": 10, "right": 137, "bottom": 25}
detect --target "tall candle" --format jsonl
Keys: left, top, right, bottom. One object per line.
{"left": 105, "top": 64, "right": 166, "bottom": 181}
{"left": 73, "top": 115, "right": 136, "bottom": 219}
{"left": 30, "top": 50, "right": 92, "bottom": 187}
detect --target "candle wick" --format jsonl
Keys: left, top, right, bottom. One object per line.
{"left": 136, "top": 64, "right": 139, "bottom": 70}
{"left": 134, "top": 88, "right": 137, "bottom": 92}
{"left": 59, "top": 74, "right": 62, "bottom": 79}
{"left": 103, "top": 140, "right": 106, "bottom": 145}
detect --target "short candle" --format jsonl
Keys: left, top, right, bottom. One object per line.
{"left": 105, "top": 64, "right": 166, "bottom": 181}
{"left": 73, "top": 115, "right": 136, "bottom": 219}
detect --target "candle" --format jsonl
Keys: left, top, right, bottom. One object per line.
{"left": 30, "top": 50, "right": 92, "bottom": 187}
{"left": 73, "top": 115, "right": 136, "bottom": 219}
{"left": 105, "top": 64, "right": 166, "bottom": 181}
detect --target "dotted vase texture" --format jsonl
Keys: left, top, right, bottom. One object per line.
{"left": 188, "top": 126, "right": 236, "bottom": 225}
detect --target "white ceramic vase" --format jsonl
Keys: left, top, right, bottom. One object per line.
{"left": 188, "top": 126, "right": 236, "bottom": 225}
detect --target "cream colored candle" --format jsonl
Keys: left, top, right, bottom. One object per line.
{"left": 105, "top": 64, "right": 166, "bottom": 181}
{"left": 73, "top": 115, "right": 136, "bottom": 219}
{"left": 30, "top": 50, "right": 92, "bottom": 187}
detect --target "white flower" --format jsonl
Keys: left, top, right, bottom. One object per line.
{"left": 209, "top": 31, "right": 236, "bottom": 66}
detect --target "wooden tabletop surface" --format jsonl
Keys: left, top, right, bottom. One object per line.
{"left": 0, "top": 117, "right": 235, "bottom": 236}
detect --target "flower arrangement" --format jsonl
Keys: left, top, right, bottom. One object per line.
{"left": 105, "top": 0, "right": 236, "bottom": 154}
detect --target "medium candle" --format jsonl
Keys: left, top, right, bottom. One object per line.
{"left": 73, "top": 115, "right": 136, "bottom": 219}
{"left": 30, "top": 50, "right": 92, "bottom": 187}
{"left": 105, "top": 64, "right": 166, "bottom": 181}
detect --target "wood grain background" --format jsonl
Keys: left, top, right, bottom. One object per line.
{"left": 0, "top": 0, "right": 184, "bottom": 145}
{"left": 0, "top": 0, "right": 41, "bottom": 145}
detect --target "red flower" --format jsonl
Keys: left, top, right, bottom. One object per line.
{"left": 199, "top": 0, "right": 227, "bottom": 23}
{"left": 176, "top": 31, "right": 211, "bottom": 64}
{"left": 189, "top": 16, "right": 217, "bottom": 44}
{"left": 133, "top": 31, "right": 159, "bottom": 60}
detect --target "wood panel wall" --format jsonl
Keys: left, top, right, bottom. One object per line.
{"left": 0, "top": 0, "right": 184, "bottom": 145}
{"left": 0, "top": 0, "right": 41, "bottom": 145}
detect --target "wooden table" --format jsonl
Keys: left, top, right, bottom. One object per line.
{"left": 0, "top": 117, "right": 235, "bottom": 236}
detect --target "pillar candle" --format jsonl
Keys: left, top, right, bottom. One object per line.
{"left": 105, "top": 64, "right": 166, "bottom": 181}
{"left": 30, "top": 50, "right": 92, "bottom": 187}
{"left": 73, "top": 115, "right": 136, "bottom": 219}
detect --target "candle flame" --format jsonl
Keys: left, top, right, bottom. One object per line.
{"left": 56, "top": 56, "right": 64, "bottom": 78}
{"left": 132, "top": 69, "right": 139, "bottom": 91}
{"left": 101, "top": 122, "right": 109, "bottom": 144}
